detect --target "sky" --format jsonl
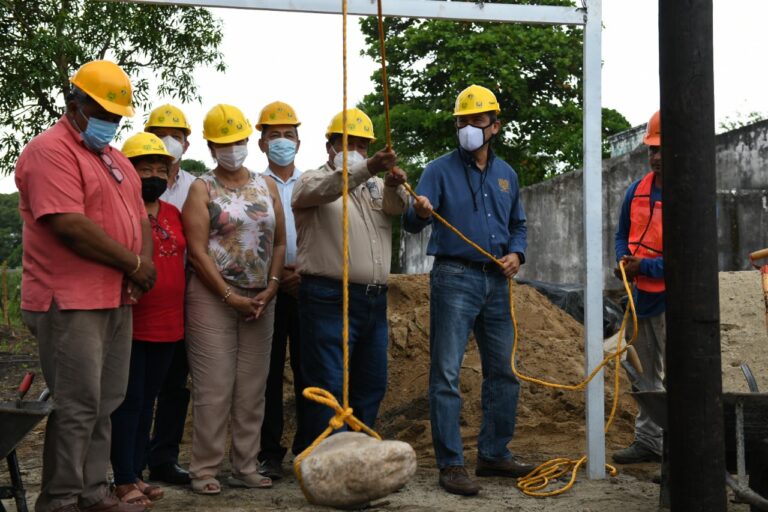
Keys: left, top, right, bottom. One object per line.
{"left": 2, "top": 0, "right": 767, "bottom": 193}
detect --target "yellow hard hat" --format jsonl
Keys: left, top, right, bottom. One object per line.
{"left": 453, "top": 84, "right": 501, "bottom": 116}
{"left": 325, "top": 108, "right": 376, "bottom": 141}
{"left": 145, "top": 104, "right": 191, "bottom": 135}
{"left": 121, "top": 132, "right": 173, "bottom": 161}
{"left": 70, "top": 60, "right": 135, "bottom": 117}
{"left": 203, "top": 104, "right": 253, "bottom": 144}
{"left": 256, "top": 101, "right": 301, "bottom": 131}
{"left": 643, "top": 110, "right": 661, "bottom": 146}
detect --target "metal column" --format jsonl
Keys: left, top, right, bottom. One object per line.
{"left": 582, "top": 0, "right": 605, "bottom": 479}
{"left": 112, "top": 0, "right": 606, "bottom": 480}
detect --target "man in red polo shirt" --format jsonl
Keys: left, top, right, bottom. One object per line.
{"left": 15, "top": 60, "right": 155, "bottom": 512}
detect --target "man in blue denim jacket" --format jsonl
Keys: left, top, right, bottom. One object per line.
{"left": 403, "top": 85, "right": 533, "bottom": 496}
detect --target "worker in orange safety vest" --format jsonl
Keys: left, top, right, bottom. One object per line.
{"left": 612, "top": 110, "right": 666, "bottom": 465}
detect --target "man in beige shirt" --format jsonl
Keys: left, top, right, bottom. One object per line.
{"left": 292, "top": 108, "right": 407, "bottom": 451}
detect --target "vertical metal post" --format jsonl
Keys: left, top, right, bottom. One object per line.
{"left": 583, "top": 0, "right": 605, "bottom": 479}
{"left": 659, "top": 0, "right": 726, "bottom": 508}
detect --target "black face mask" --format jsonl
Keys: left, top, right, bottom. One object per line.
{"left": 141, "top": 176, "right": 167, "bottom": 202}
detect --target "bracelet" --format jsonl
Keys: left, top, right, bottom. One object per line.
{"left": 127, "top": 255, "right": 141, "bottom": 277}
{"left": 269, "top": 276, "right": 280, "bottom": 286}
{"left": 221, "top": 286, "right": 233, "bottom": 303}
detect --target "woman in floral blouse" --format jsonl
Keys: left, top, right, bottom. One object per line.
{"left": 182, "top": 104, "right": 286, "bottom": 494}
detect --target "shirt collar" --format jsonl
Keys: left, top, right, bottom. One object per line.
{"left": 264, "top": 166, "right": 299, "bottom": 184}
{"left": 457, "top": 146, "right": 496, "bottom": 170}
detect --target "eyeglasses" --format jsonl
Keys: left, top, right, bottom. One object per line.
{"left": 149, "top": 215, "right": 169, "bottom": 240}
{"left": 99, "top": 152, "right": 124, "bottom": 184}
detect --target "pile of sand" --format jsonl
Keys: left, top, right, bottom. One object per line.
{"left": 720, "top": 270, "right": 768, "bottom": 392}
{"left": 379, "top": 274, "right": 636, "bottom": 461}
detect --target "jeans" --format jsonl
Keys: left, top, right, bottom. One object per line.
{"left": 297, "top": 276, "right": 388, "bottom": 452}
{"left": 147, "top": 339, "right": 190, "bottom": 468}
{"left": 429, "top": 260, "right": 521, "bottom": 468}
{"left": 111, "top": 341, "right": 177, "bottom": 485}
{"left": 259, "top": 291, "right": 307, "bottom": 461}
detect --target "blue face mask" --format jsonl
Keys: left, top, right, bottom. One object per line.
{"left": 78, "top": 109, "right": 119, "bottom": 152}
{"left": 267, "top": 138, "right": 297, "bottom": 166}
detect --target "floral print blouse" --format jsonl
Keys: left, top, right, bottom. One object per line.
{"left": 200, "top": 170, "right": 276, "bottom": 289}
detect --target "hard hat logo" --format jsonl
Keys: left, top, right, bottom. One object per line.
{"left": 145, "top": 104, "right": 192, "bottom": 135}
{"left": 203, "top": 104, "right": 253, "bottom": 144}
{"left": 453, "top": 84, "right": 501, "bottom": 117}
{"left": 326, "top": 108, "right": 376, "bottom": 141}
{"left": 121, "top": 131, "right": 173, "bottom": 161}
{"left": 256, "top": 101, "right": 301, "bottom": 131}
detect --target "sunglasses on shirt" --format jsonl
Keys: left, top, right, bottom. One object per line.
{"left": 99, "top": 152, "right": 124, "bottom": 184}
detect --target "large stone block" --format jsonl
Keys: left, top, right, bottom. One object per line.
{"left": 298, "top": 432, "right": 417, "bottom": 508}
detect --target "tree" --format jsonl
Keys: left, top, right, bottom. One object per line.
{"left": 357, "top": 0, "right": 630, "bottom": 185}
{"left": 0, "top": 193, "right": 22, "bottom": 267}
{"left": 0, "top": 1, "right": 225, "bottom": 174}
{"left": 181, "top": 158, "right": 209, "bottom": 176}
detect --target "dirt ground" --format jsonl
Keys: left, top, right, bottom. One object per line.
{"left": 2, "top": 271, "right": 766, "bottom": 511}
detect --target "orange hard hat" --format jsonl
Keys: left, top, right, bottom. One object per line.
{"left": 643, "top": 110, "right": 661, "bottom": 146}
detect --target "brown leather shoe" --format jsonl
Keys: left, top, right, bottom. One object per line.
{"left": 81, "top": 495, "right": 148, "bottom": 512}
{"left": 438, "top": 465, "right": 480, "bottom": 496}
{"left": 475, "top": 456, "right": 536, "bottom": 478}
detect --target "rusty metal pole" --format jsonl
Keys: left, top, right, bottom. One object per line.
{"left": 659, "top": 0, "right": 726, "bottom": 509}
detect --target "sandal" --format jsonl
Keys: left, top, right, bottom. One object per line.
{"left": 227, "top": 473, "right": 272, "bottom": 489}
{"left": 114, "top": 483, "right": 153, "bottom": 508}
{"left": 191, "top": 476, "right": 221, "bottom": 495}
{"left": 136, "top": 479, "right": 164, "bottom": 501}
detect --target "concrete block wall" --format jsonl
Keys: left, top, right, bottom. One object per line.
{"left": 400, "top": 119, "right": 768, "bottom": 289}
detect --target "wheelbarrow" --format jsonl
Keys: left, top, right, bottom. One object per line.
{"left": 0, "top": 373, "right": 53, "bottom": 512}
{"left": 633, "top": 388, "right": 768, "bottom": 511}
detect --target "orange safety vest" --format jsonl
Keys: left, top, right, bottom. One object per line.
{"left": 628, "top": 172, "right": 665, "bottom": 293}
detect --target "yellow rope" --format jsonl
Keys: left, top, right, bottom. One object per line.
{"left": 294, "top": 0, "right": 641, "bottom": 500}
{"left": 400, "top": 182, "right": 640, "bottom": 496}
{"left": 292, "top": 0, "right": 382, "bottom": 500}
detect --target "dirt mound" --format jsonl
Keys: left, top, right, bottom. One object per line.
{"left": 720, "top": 270, "right": 768, "bottom": 392}
{"left": 380, "top": 274, "right": 636, "bottom": 462}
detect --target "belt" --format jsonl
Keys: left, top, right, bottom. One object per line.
{"left": 303, "top": 275, "right": 389, "bottom": 296}
{"left": 435, "top": 256, "right": 502, "bottom": 274}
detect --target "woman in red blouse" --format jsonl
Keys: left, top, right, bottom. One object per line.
{"left": 110, "top": 133, "right": 187, "bottom": 508}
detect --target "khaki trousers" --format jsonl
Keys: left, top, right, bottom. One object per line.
{"left": 22, "top": 303, "right": 132, "bottom": 512}
{"left": 186, "top": 275, "right": 274, "bottom": 479}
{"left": 624, "top": 312, "right": 666, "bottom": 455}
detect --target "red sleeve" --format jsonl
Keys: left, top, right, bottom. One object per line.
{"left": 19, "top": 144, "right": 86, "bottom": 221}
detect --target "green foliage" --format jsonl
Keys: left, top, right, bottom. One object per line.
{"left": 0, "top": 266, "right": 22, "bottom": 330}
{"left": 0, "top": 0, "right": 225, "bottom": 175}
{"left": 180, "top": 158, "right": 209, "bottom": 176}
{"left": 0, "top": 193, "right": 22, "bottom": 268}
{"left": 358, "top": 0, "right": 630, "bottom": 185}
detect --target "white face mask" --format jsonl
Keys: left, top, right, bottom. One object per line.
{"left": 161, "top": 136, "right": 184, "bottom": 164}
{"left": 457, "top": 125, "right": 487, "bottom": 152}
{"left": 332, "top": 148, "right": 366, "bottom": 170}
{"left": 215, "top": 145, "right": 248, "bottom": 172}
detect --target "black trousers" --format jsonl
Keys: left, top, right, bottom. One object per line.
{"left": 258, "top": 291, "right": 307, "bottom": 461}
{"left": 146, "top": 339, "right": 190, "bottom": 468}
